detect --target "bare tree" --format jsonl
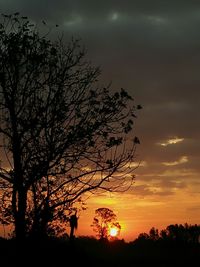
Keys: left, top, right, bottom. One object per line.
{"left": 0, "top": 13, "right": 141, "bottom": 241}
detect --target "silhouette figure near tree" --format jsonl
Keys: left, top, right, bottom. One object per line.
{"left": 69, "top": 211, "right": 78, "bottom": 241}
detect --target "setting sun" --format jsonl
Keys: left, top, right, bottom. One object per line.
{"left": 110, "top": 227, "right": 118, "bottom": 237}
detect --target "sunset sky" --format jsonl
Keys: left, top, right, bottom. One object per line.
{"left": 1, "top": 0, "right": 200, "bottom": 242}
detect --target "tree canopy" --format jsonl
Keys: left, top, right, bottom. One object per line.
{"left": 91, "top": 207, "right": 121, "bottom": 240}
{"left": 135, "top": 223, "right": 200, "bottom": 244}
{"left": 0, "top": 13, "right": 141, "bottom": 240}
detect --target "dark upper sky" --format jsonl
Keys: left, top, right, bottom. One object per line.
{"left": 1, "top": 0, "right": 200, "bottom": 202}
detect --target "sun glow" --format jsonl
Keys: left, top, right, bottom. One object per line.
{"left": 110, "top": 227, "right": 118, "bottom": 237}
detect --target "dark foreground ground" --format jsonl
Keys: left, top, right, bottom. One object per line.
{"left": 0, "top": 236, "right": 199, "bottom": 266}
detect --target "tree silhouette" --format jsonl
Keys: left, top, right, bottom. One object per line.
{"left": 91, "top": 207, "right": 121, "bottom": 240}
{"left": 149, "top": 227, "right": 159, "bottom": 241}
{"left": 0, "top": 14, "right": 140, "bottom": 241}
{"left": 134, "top": 223, "right": 200, "bottom": 245}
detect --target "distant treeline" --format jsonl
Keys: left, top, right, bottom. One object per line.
{"left": 134, "top": 223, "right": 200, "bottom": 244}
{"left": 0, "top": 223, "right": 199, "bottom": 266}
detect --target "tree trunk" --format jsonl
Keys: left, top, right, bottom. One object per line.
{"left": 70, "top": 226, "right": 74, "bottom": 240}
{"left": 15, "top": 188, "right": 27, "bottom": 242}
{"left": 11, "top": 117, "right": 27, "bottom": 242}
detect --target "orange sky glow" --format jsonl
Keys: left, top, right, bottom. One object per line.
{"left": 1, "top": 137, "right": 199, "bottom": 242}
{"left": 75, "top": 179, "right": 199, "bottom": 242}
{"left": 74, "top": 137, "right": 200, "bottom": 242}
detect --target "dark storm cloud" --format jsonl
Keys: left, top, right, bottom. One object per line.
{"left": 1, "top": 0, "right": 200, "bottom": 185}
